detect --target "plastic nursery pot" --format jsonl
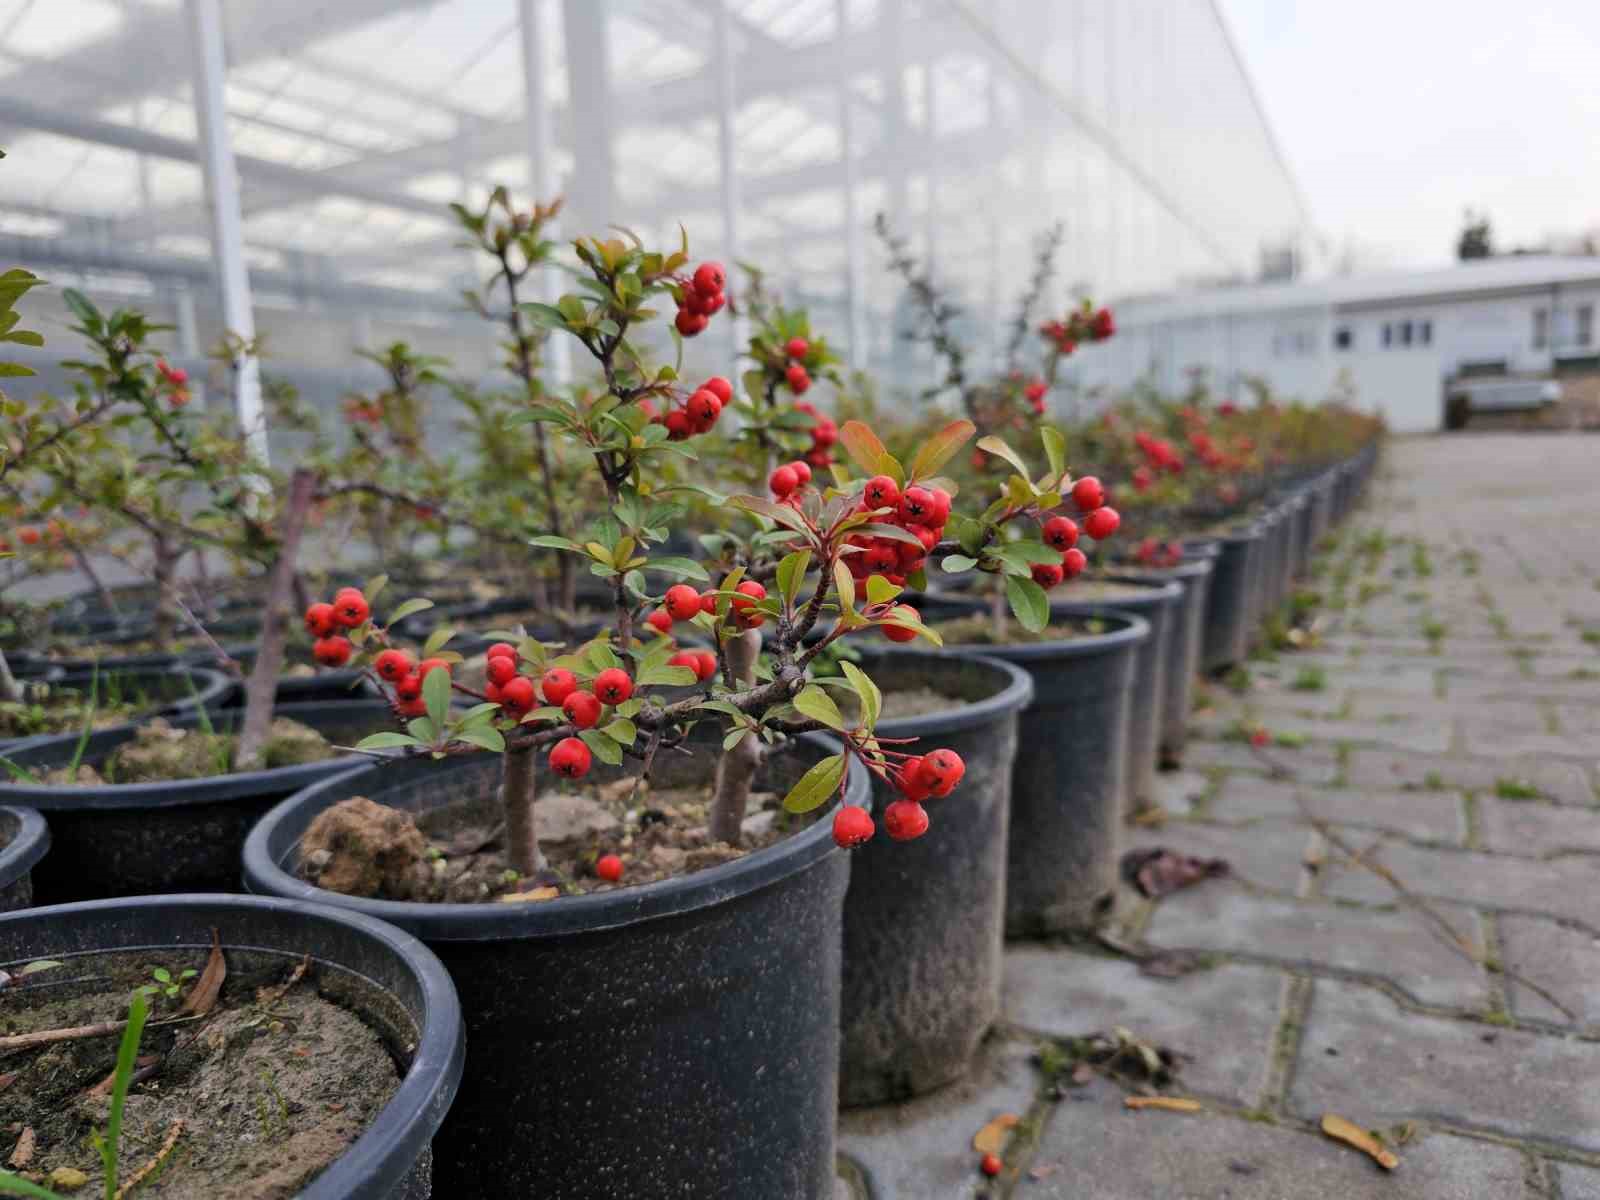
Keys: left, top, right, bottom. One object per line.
{"left": 1047, "top": 579, "right": 1182, "bottom": 818}
{"left": 0, "top": 806, "right": 48, "bottom": 912}
{"left": 836, "top": 647, "right": 1033, "bottom": 1108}
{"left": 0, "top": 699, "right": 395, "bottom": 904}
{"left": 245, "top": 733, "right": 865, "bottom": 1198}
{"left": 0, "top": 893, "right": 464, "bottom": 1199}
{"left": 1105, "top": 556, "right": 1215, "bottom": 767}
{"left": 1201, "top": 523, "right": 1263, "bottom": 674}
{"left": 911, "top": 609, "right": 1150, "bottom": 935}
{"left": 0, "top": 665, "right": 234, "bottom": 754}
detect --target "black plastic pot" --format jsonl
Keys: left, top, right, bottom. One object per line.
{"left": 0, "top": 893, "right": 463, "bottom": 1198}
{"left": 1202, "top": 524, "right": 1262, "bottom": 673}
{"left": 245, "top": 733, "right": 865, "bottom": 1197}
{"left": 0, "top": 806, "right": 48, "bottom": 912}
{"left": 0, "top": 665, "right": 234, "bottom": 753}
{"left": 1047, "top": 580, "right": 1181, "bottom": 817}
{"left": 1106, "top": 555, "right": 1215, "bottom": 767}
{"left": 837, "top": 648, "right": 1033, "bottom": 1107}
{"left": 0, "top": 699, "right": 395, "bottom": 904}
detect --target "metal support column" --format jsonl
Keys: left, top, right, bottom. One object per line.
{"left": 185, "top": 0, "right": 266, "bottom": 465}
{"left": 561, "top": 0, "right": 614, "bottom": 240}
{"left": 837, "top": 0, "right": 864, "bottom": 371}
{"left": 712, "top": 0, "right": 745, "bottom": 359}
{"left": 520, "top": 0, "right": 570, "bottom": 384}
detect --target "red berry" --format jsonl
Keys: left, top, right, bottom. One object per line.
{"left": 692, "top": 262, "right": 726, "bottom": 295}
{"left": 832, "top": 805, "right": 875, "bottom": 848}
{"left": 980, "top": 1153, "right": 1002, "bottom": 1178}
{"left": 785, "top": 363, "right": 811, "bottom": 394}
{"left": 1061, "top": 547, "right": 1087, "bottom": 578}
{"left": 304, "top": 602, "right": 338, "bottom": 638}
{"left": 683, "top": 287, "right": 712, "bottom": 316}
{"left": 897, "top": 486, "right": 933, "bottom": 523}
{"left": 563, "top": 691, "right": 602, "bottom": 728}
{"left": 1031, "top": 561, "right": 1065, "bottom": 589}
{"left": 769, "top": 465, "right": 800, "bottom": 497}
{"left": 733, "top": 579, "right": 766, "bottom": 612}
{"left": 593, "top": 668, "right": 633, "bottom": 705}
{"left": 416, "top": 657, "right": 450, "bottom": 682}
{"left": 486, "top": 642, "right": 517, "bottom": 661}
{"left": 647, "top": 607, "right": 674, "bottom": 635}
{"left": 17, "top": 526, "right": 38, "bottom": 545}
{"left": 394, "top": 672, "right": 423, "bottom": 702}
{"left": 664, "top": 408, "right": 693, "bottom": 439}
{"left": 397, "top": 696, "right": 428, "bottom": 718}
{"left": 1043, "top": 515, "right": 1079, "bottom": 550}
{"left": 669, "top": 651, "right": 702, "bottom": 678}
{"left": 595, "top": 853, "right": 624, "bottom": 883}
{"left": 703, "top": 376, "right": 733, "bottom": 403}
{"left": 699, "top": 589, "right": 721, "bottom": 618}
{"left": 883, "top": 604, "right": 919, "bottom": 643}
{"left": 500, "top": 676, "right": 537, "bottom": 715}
{"left": 917, "top": 749, "right": 965, "bottom": 797}
{"left": 787, "top": 459, "right": 813, "bottom": 485}
{"left": 1250, "top": 728, "right": 1270, "bottom": 748}
{"left": 1084, "top": 506, "right": 1120, "bottom": 540}
{"left": 785, "top": 336, "right": 809, "bottom": 360}
{"left": 374, "top": 649, "right": 414, "bottom": 682}
{"left": 313, "top": 636, "right": 353, "bottom": 667}
{"left": 332, "top": 590, "right": 370, "bottom": 627}
{"left": 926, "top": 488, "right": 951, "bottom": 528}
{"left": 486, "top": 655, "right": 518, "bottom": 686}
{"left": 702, "top": 291, "right": 726, "bottom": 316}
{"left": 1071, "top": 476, "right": 1106, "bottom": 513}
{"left": 695, "top": 651, "right": 718, "bottom": 681}
{"left": 664, "top": 584, "right": 702, "bottom": 622}
{"left": 687, "top": 389, "right": 722, "bottom": 430}
{"left": 883, "top": 799, "right": 930, "bottom": 841}
{"left": 483, "top": 681, "right": 503, "bottom": 704}
{"left": 675, "top": 310, "right": 708, "bottom": 337}
{"left": 541, "top": 668, "right": 579, "bottom": 706}
{"left": 810, "top": 418, "right": 837, "bottom": 447}
{"left": 863, "top": 475, "right": 900, "bottom": 510}
{"left": 550, "top": 736, "right": 592, "bottom": 779}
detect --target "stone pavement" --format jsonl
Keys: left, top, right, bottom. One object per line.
{"left": 840, "top": 434, "right": 1600, "bottom": 1199}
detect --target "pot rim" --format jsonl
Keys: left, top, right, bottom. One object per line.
{"left": 1048, "top": 576, "right": 1183, "bottom": 615}
{"left": 243, "top": 730, "right": 867, "bottom": 943}
{"left": 0, "top": 805, "right": 49, "bottom": 889}
{"left": 0, "top": 892, "right": 464, "bottom": 1200}
{"left": 913, "top": 607, "right": 1151, "bottom": 661}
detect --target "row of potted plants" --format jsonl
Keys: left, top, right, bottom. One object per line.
{"left": 0, "top": 192, "right": 1379, "bottom": 1197}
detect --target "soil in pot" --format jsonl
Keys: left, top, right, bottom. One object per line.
{"left": 0, "top": 948, "right": 401, "bottom": 1199}
{"left": 38, "top": 717, "right": 335, "bottom": 786}
{"left": 922, "top": 613, "right": 1112, "bottom": 646}
{"left": 0, "top": 669, "right": 228, "bottom": 743}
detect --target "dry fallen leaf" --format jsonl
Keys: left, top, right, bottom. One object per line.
{"left": 178, "top": 928, "right": 226, "bottom": 1018}
{"left": 0, "top": 1074, "right": 15, "bottom": 1093}
{"left": 1321, "top": 1114, "right": 1399, "bottom": 1170}
{"left": 1124, "top": 1096, "right": 1202, "bottom": 1114}
{"left": 499, "top": 886, "right": 561, "bottom": 904}
{"left": 7, "top": 1125, "right": 35, "bottom": 1168}
{"left": 972, "top": 1113, "right": 1020, "bottom": 1155}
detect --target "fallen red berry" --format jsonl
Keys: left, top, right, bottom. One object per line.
{"left": 595, "top": 853, "right": 624, "bottom": 883}
{"left": 563, "top": 691, "right": 603, "bottom": 729}
{"left": 540, "top": 668, "right": 579, "bottom": 706}
{"left": 313, "top": 636, "right": 352, "bottom": 667}
{"left": 980, "top": 1152, "right": 1002, "bottom": 1178}
{"left": 593, "top": 668, "right": 633, "bottom": 705}
{"left": 550, "top": 736, "right": 592, "bottom": 778}
{"left": 1084, "top": 506, "right": 1120, "bottom": 540}
{"left": 1071, "top": 476, "right": 1106, "bottom": 513}
{"left": 832, "top": 805, "right": 875, "bottom": 848}
{"left": 883, "top": 799, "right": 930, "bottom": 841}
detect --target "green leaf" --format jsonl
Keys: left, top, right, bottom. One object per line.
{"left": 529, "top": 534, "right": 584, "bottom": 553}
{"left": 453, "top": 726, "right": 506, "bottom": 753}
{"left": 0, "top": 1171, "right": 64, "bottom": 1198}
{"left": 61, "top": 287, "right": 100, "bottom": 329}
{"left": 1006, "top": 574, "right": 1050, "bottom": 633}
{"left": 387, "top": 597, "right": 434, "bottom": 624}
{"left": 865, "top": 574, "right": 902, "bottom": 605}
{"left": 908, "top": 419, "right": 977, "bottom": 480}
{"left": 840, "top": 661, "right": 881, "bottom": 729}
{"left": 639, "top": 664, "right": 698, "bottom": 687}
{"left": 858, "top": 522, "right": 924, "bottom": 547}
{"left": 839, "top": 420, "right": 900, "bottom": 484}
{"left": 99, "top": 990, "right": 150, "bottom": 1195}
{"left": 1040, "top": 425, "right": 1066, "bottom": 480}
{"left": 601, "top": 718, "right": 637, "bottom": 744}
{"left": 775, "top": 549, "right": 812, "bottom": 604}
{"left": 521, "top": 301, "right": 568, "bottom": 329}
{"left": 423, "top": 665, "right": 452, "bottom": 728}
{"left": 644, "top": 556, "right": 710, "bottom": 581}
{"left": 729, "top": 494, "right": 810, "bottom": 533}
{"left": 354, "top": 732, "right": 424, "bottom": 751}
{"left": 363, "top": 573, "right": 390, "bottom": 604}
{"left": 793, "top": 684, "right": 847, "bottom": 731}
{"left": 833, "top": 558, "right": 856, "bottom": 614}
{"left": 782, "top": 752, "right": 846, "bottom": 813}
{"left": 940, "top": 554, "right": 978, "bottom": 573}
{"left": 579, "top": 729, "right": 624, "bottom": 765}
{"left": 947, "top": 513, "right": 984, "bottom": 556}
{"left": 423, "top": 625, "right": 455, "bottom": 657}
{"left": 977, "top": 435, "right": 1030, "bottom": 478}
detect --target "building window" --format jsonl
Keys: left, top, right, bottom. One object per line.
{"left": 1334, "top": 326, "right": 1353, "bottom": 351}
{"left": 1382, "top": 323, "right": 1393, "bottom": 348}
{"left": 1533, "top": 307, "right": 1549, "bottom": 349}
{"left": 1399, "top": 320, "right": 1414, "bottom": 346}
{"left": 1419, "top": 321, "right": 1433, "bottom": 346}
{"left": 1579, "top": 305, "right": 1594, "bottom": 347}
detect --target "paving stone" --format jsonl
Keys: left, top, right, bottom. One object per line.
{"left": 1344, "top": 750, "right": 1596, "bottom": 804}
{"left": 1124, "top": 819, "right": 1316, "bottom": 895}
{"left": 1143, "top": 883, "right": 1490, "bottom": 1009}
{"left": 1184, "top": 739, "right": 1343, "bottom": 783}
{"left": 1290, "top": 977, "right": 1600, "bottom": 1153}
{"left": 1150, "top": 769, "right": 1209, "bottom": 816}
{"left": 1207, "top": 777, "right": 1466, "bottom": 844}
{"left": 1556, "top": 1162, "right": 1600, "bottom": 1199}
{"left": 1498, "top": 914, "right": 1600, "bottom": 1028}
{"left": 1002, "top": 951, "right": 1282, "bottom": 1108}
{"left": 837, "top": 1035, "right": 1039, "bottom": 1200}
{"left": 1320, "top": 840, "right": 1596, "bottom": 925}
{"left": 1479, "top": 796, "right": 1600, "bottom": 856}
{"left": 1023, "top": 1100, "right": 1527, "bottom": 1199}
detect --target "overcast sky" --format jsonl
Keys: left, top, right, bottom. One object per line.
{"left": 1218, "top": 0, "right": 1600, "bottom": 270}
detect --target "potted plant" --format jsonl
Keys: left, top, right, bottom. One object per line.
{"left": 0, "top": 893, "right": 463, "bottom": 1197}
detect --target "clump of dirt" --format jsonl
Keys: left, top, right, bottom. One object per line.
{"left": 0, "top": 948, "right": 401, "bottom": 1199}
{"left": 301, "top": 775, "right": 814, "bottom": 905}
{"left": 41, "top": 718, "right": 334, "bottom": 786}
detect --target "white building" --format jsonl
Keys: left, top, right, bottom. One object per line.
{"left": 1074, "top": 256, "right": 1600, "bottom": 433}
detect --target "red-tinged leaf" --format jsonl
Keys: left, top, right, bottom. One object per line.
{"left": 909, "top": 419, "right": 976, "bottom": 480}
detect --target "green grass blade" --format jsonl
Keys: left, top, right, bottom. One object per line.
{"left": 69, "top": 662, "right": 99, "bottom": 775}
{"left": 0, "top": 1172, "right": 62, "bottom": 1198}
{"left": 99, "top": 990, "right": 150, "bottom": 1199}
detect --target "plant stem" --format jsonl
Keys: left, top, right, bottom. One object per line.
{"left": 501, "top": 743, "right": 540, "bottom": 875}
{"left": 235, "top": 468, "right": 316, "bottom": 771}
{"left": 708, "top": 629, "right": 764, "bottom": 845}
{"left": 150, "top": 538, "right": 180, "bottom": 644}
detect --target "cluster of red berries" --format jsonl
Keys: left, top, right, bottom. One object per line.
{"left": 1029, "top": 477, "right": 1119, "bottom": 589}
{"left": 371, "top": 647, "right": 453, "bottom": 718}
{"left": 3, "top": 518, "right": 65, "bottom": 552}
{"left": 343, "top": 397, "right": 383, "bottom": 426}
{"left": 781, "top": 336, "right": 812, "bottom": 395}
{"left": 844, "top": 474, "right": 950, "bottom": 595}
{"left": 1132, "top": 537, "right": 1185, "bottom": 568}
{"left": 651, "top": 581, "right": 768, "bottom": 644}
{"left": 303, "top": 586, "right": 372, "bottom": 668}
{"left": 1133, "top": 430, "right": 1184, "bottom": 480}
{"left": 653, "top": 375, "right": 732, "bottom": 441}
{"left": 1039, "top": 306, "right": 1115, "bottom": 356}
{"left": 768, "top": 456, "right": 815, "bottom": 503}
{"left": 1023, "top": 378, "right": 1049, "bottom": 415}
{"left": 794, "top": 401, "right": 838, "bottom": 472}
{"left": 155, "top": 360, "right": 190, "bottom": 408}
{"left": 830, "top": 748, "right": 966, "bottom": 848}
{"left": 673, "top": 262, "right": 727, "bottom": 338}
